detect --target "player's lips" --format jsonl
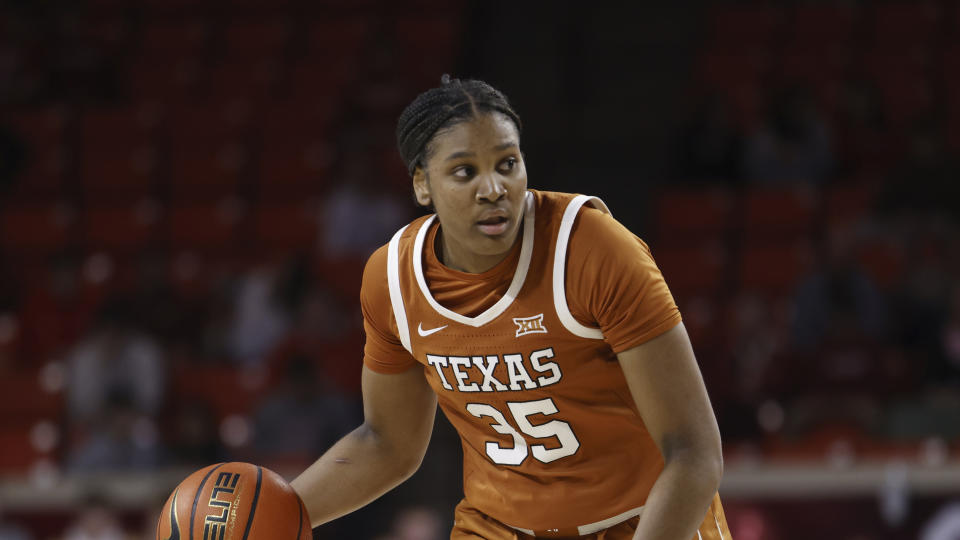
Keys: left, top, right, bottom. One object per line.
{"left": 476, "top": 210, "right": 510, "bottom": 236}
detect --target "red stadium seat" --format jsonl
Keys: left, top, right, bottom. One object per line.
{"left": 870, "top": 2, "right": 942, "bottom": 46}
{"left": 742, "top": 188, "right": 818, "bottom": 245}
{"left": 80, "top": 144, "right": 159, "bottom": 199}
{"left": 138, "top": 19, "right": 209, "bottom": 60}
{"left": 284, "top": 59, "right": 357, "bottom": 104}
{"left": 944, "top": 46, "right": 960, "bottom": 120}
{"left": 257, "top": 135, "right": 332, "bottom": 200}
{"left": 0, "top": 370, "right": 64, "bottom": 420}
{"left": 128, "top": 58, "right": 203, "bottom": 103}
{"left": 168, "top": 139, "right": 250, "bottom": 200}
{"left": 0, "top": 203, "right": 77, "bottom": 255}
{"left": 654, "top": 188, "right": 735, "bottom": 244}
{"left": 876, "top": 76, "right": 934, "bottom": 127}
{"left": 824, "top": 184, "right": 877, "bottom": 226}
{"left": 856, "top": 239, "right": 904, "bottom": 290}
{"left": 315, "top": 255, "right": 366, "bottom": 304}
{"left": 259, "top": 103, "right": 335, "bottom": 143}
{"left": 302, "top": 18, "right": 371, "bottom": 62}
{"left": 0, "top": 370, "right": 65, "bottom": 472}
{"left": 82, "top": 202, "right": 162, "bottom": 253}
{"left": 167, "top": 200, "right": 243, "bottom": 252}
{"left": 217, "top": 18, "right": 292, "bottom": 61}
{"left": 172, "top": 365, "right": 267, "bottom": 421}
{"left": 738, "top": 241, "right": 813, "bottom": 295}
{"left": 653, "top": 244, "right": 728, "bottom": 298}
{"left": 78, "top": 106, "right": 160, "bottom": 198}
{"left": 0, "top": 428, "right": 43, "bottom": 472}
{"left": 859, "top": 44, "right": 930, "bottom": 80}
{"left": 250, "top": 202, "right": 318, "bottom": 254}
{"left": 165, "top": 102, "right": 255, "bottom": 144}
{"left": 391, "top": 16, "right": 460, "bottom": 86}
{"left": 204, "top": 59, "right": 282, "bottom": 103}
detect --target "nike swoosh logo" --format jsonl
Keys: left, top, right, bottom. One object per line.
{"left": 417, "top": 323, "right": 448, "bottom": 337}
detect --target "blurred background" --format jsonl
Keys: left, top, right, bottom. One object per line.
{"left": 0, "top": 0, "right": 958, "bottom": 538}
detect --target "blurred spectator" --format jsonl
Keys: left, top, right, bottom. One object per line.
{"left": 0, "top": 502, "right": 32, "bottom": 540}
{"left": 743, "top": 86, "right": 833, "bottom": 184}
{"left": 224, "top": 266, "right": 293, "bottom": 366}
{"left": 251, "top": 355, "right": 357, "bottom": 468}
{"left": 265, "top": 283, "right": 358, "bottom": 392}
{"left": 922, "top": 501, "right": 960, "bottom": 540}
{"left": 128, "top": 253, "right": 200, "bottom": 356}
{"left": 892, "top": 238, "right": 955, "bottom": 387}
{"left": 67, "top": 388, "right": 164, "bottom": 471}
{"left": 675, "top": 93, "right": 743, "bottom": 183}
{"left": 61, "top": 494, "right": 126, "bottom": 540}
{"left": 792, "top": 226, "right": 885, "bottom": 353}
{"left": 729, "top": 293, "right": 789, "bottom": 399}
{"left": 321, "top": 144, "right": 411, "bottom": 258}
{"left": 65, "top": 299, "right": 165, "bottom": 424}
{"left": 939, "top": 287, "right": 960, "bottom": 384}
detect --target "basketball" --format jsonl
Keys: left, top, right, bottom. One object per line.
{"left": 156, "top": 462, "right": 311, "bottom": 540}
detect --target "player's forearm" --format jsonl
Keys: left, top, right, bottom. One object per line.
{"left": 290, "top": 423, "right": 422, "bottom": 527}
{"left": 632, "top": 444, "right": 723, "bottom": 540}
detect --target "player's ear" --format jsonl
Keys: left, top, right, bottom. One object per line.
{"left": 412, "top": 166, "right": 432, "bottom": 207}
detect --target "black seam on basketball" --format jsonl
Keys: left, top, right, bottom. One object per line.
{"left": 189, "top": 463, "right": 224, "bottom": 540}
{"left": 295, "top": 499, "right": 303, "bottom": 540}
{"left": 241, "top": 466, "right": 263, "bottom": 540}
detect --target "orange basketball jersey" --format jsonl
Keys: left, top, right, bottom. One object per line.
{"left": 361, "top": 190, "right": 729, "bottom": 536}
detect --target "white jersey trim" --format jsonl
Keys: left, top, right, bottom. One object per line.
{"left": 411, "top": 191, "right": 535, "bottom": 327}
{"left": 387, "top": 224, "right": 412, "bottom": 353}
{"left": 577, "top": 505, "right": 643, "bottom": 536}
{"left": 505, "top": 504, "right": 643, "bottom": 537}
{"left": 714, "top": 512, "right": 725, "bottom": 539}
{"left": 552, "top": 194, "right": 611, "bottom": 340}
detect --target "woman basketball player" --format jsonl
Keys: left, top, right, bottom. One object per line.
{"left": 292, "top": 76, "right": 732, "bottom": 540}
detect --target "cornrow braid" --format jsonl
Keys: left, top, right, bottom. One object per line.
{"left": 396, "top": 75, "right": 522, "bottom": 176}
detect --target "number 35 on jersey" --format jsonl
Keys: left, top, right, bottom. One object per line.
{"left": 425, "top": 346, "right": 581, "bottom": 466}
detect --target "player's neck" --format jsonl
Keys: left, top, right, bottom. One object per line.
{"left": 435, "top": 226, "right": 521, "bottom": 274}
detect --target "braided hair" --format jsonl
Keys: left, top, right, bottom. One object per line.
{"left": 396, "top": 75, "right": 522, "bottom": 176}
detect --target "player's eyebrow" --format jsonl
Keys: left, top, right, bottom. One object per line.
{"left": 445, "top": 142, "right": 518, "bottom": 162}
{"left": 445, "top": 150, "right": 474, "bottom": 161}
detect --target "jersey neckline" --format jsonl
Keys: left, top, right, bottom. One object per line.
{"left": 412, "top": 191, "right": 535, "bottom": 327}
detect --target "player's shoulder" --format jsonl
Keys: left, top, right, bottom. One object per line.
{"left": 530, "top": 189, "right": 618, "bottom": 236}
{"left": 529, "top": 189, "right": 579, "bottom": 216}
{"left": 361, "top": 214, "right": 433, "bottom": 298}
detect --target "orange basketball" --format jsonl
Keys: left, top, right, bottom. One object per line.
{"left": 156, "top": 462, "right": 311, "bottom": 540}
